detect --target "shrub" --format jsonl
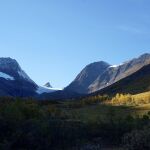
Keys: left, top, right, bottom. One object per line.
{"left": 123, "top": 125, "right": 150, "bottom": 150}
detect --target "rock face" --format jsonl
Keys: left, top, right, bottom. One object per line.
{"left": 65, "top": 61, "right": 111, "bottom": 94}
{"left": 0, "top": 57, "right": 37, "bottom": 97}
{"left": 92, "top": 63, "right": 150, "bottom": 96}
{"left": 66, "top": 53, "right": 150, "bottom": 94}
{"left": 89, "top": 53, "right": 150, "bottom": 93}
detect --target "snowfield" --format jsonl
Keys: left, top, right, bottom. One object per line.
{"left": 36, "top": 86, "right": 62, "bottom": 94}
{"left": 0, "top": 72, "right": 14, "bottom": 80}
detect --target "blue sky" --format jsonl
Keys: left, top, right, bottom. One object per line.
{"left": 0, "top": 0, "right": 150, "bottom": 88}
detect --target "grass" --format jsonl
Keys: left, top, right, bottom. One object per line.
{"left": 0, "top": 96, "right": 149, "bottom": 149}
{"left": 60, "top": 101, "right": 150, "bottom": 123}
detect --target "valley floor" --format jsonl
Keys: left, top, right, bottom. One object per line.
{"left": 0, "top": 96, "right": 149, "bottom": 150}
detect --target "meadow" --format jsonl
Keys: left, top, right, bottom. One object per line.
{"left": 0, "top": 94, "right": 149, "bottom": 150}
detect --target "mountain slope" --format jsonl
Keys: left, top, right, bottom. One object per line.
{"left": 66, "top": 53, "right": 150, "bottom": 94}
{"left": 92, "top": 64, "right": 150, "bottom": 96}
{"left": 65, "top": 61, "right": 110, "bottom": 94}
{"left": 0, "top": 58, "right": 56, "bottom": 97}
{"left": 0, "top": 57, "right": 38, "bottom": 97}
{"left": 89, "top": 53, "right": 150, "bottom": 93}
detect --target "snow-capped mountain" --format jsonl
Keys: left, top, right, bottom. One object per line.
{"left": 66, "top": 53, "right": 150, "bottom": 94}
{"left": 0, "top": 57, "right": 33, "bottom": 81}
{"left": 0, "top": 57, "right": 58, "bottom": 97}
{"left": 0, "top": 57, "right": 37, "bottom": 97}
{"left": 1, "top": 54, "right": 150, "bottom": 99}
{"left": 89, "top": 53, "right": 150, "bottom": 93}
{"left": 92, "top": 63, "right": 150, "bottom": 96}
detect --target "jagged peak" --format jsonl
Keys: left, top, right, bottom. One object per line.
{"left": 0, "top": 57, "right": 21, "bottom": 70}
{"left": 44, "top": 82, "right": 52, "bottom": 88}
{"left": 0, "top": 57, "right": 35, "bottom": 83}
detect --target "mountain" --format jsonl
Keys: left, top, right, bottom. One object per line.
{"left": 89, "top": 53, "right": 150, "bottom": 93}
{"left": 92, "top": 63, "right": 150, "bottom": 96}
{"left": 66, "top": 53, "right": 150, "bottom": 94}
{"left": 65, "top": 61, "right": 110, "bottom": 94}
{"left": 0, "top": 58, "right": 56, "bottom": 97}
{"left": 0, "top": 57, "right": 37, "bottom": 97}
{"left": 1, "top": 53, "right": 150, "bottom": 99}
{"left": 44, "top": 82, "right": 52, "bottom": 88}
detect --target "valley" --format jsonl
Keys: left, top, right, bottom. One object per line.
{"left": 0, "top": 94, "right": 149, "bottom": 150}
{"left": 0, "top": 53, "right": 150, "bottom": 149}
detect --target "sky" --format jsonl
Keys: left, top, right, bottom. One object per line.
{"left": 0, "top": 0, "right": 150, "bottom": 88}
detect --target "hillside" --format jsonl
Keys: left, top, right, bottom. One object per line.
{"left": 92, "top": 64, "right": 150, "bottom": 96}
{"left": 66, "top": 53, "right": 150, "bottom": 94}
{"left": 65, "top": 61, "right": 110, "bottom": 94}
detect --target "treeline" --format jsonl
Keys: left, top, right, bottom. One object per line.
{"left": 72, "top": 92, "right": 150, "bottom": 107}
{"left": 112, "top": 92, "right": 150, "bottom": 105}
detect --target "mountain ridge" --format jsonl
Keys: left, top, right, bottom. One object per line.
{"left": 0, "top": 53, "right": 150, "bottom": 99}
{"left": 66, "top": 53, "right": 150, "bottom": 94}
{"left": 91, "top": 63, "right": 150, "bottom": 96}
{"left": 65, "top": 61, "right": 110, "bottom": 94}
{"left": 0, "top": 57, "right": 57, "bottom": 97}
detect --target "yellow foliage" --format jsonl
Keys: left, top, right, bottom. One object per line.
{"left": 111, "top": 92, "right": 150, "bottom": 106}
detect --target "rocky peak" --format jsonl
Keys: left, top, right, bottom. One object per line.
{"left": 44, "top": 82, "right": 52, "bottom": 88}
{"left": 65, "top": 61, "right": 110, "bottom": 93}
{"left": 0, "top": 57, "right": 21, "bottom": 71}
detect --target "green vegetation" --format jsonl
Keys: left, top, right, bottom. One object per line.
{"left": 0, "top": 95, "right": 149, "bottom": 150}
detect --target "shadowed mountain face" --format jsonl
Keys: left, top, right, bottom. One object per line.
{"left": 66, "top": 53, "right": 150, "bottom": 94}
{"left": 0, "top": 58, "right": 37, "bottom": 97}
{"left": 65, "top": 61, "right": 110, "bottom": 94}
{"left": 92, "top": 63, "right": 150, "bottom": 96}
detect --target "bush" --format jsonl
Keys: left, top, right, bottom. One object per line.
{"left": 123, "top": 125, "right": 150, "bottom": 150}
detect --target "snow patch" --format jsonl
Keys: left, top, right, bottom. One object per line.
{"left": 36, "top": 86, "right": 62, "bottom": 94}
{"left": 0, "top": 72, "right": 14, "bottom": 80}
{"left": 109, "top": 63, "right": 125, "bottom": 68}
{"left": 109, "top": 65, "right": 119, "bottom": 68}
